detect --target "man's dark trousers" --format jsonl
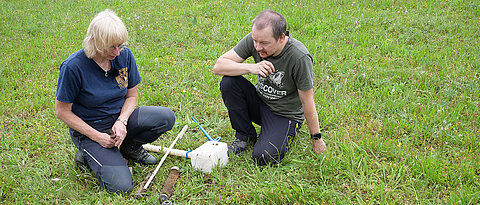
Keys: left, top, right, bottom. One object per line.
{"left": 220, "top": 76, "right": 301, "bottom": 165}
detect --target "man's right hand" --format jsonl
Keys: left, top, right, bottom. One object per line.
{"left": 252, "top": 60, "right": 275, "bottom": 77}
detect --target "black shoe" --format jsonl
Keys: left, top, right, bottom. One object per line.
{"left": 74, "top": 149, "right": 89, "bottom": 171}
{"left": 228, "top": 138, "right": 248, "bottom": 155}
{"left": 120, "top": 144, "right": 157, "bottom": 165}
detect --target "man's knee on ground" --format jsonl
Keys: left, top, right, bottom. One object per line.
{"left": 252, "top": 149, "right": 284, "bottom": 166}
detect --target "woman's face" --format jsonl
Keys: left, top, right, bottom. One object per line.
{"left": 102, "top": 43, "right": 125, "bottom": 60}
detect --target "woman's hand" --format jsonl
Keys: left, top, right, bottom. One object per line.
{"left": 111, "top": 120, "right": 127, "bottom": 147}
{"left": 97, "top": 132, "right": 117, "bottom": 148}
{"left": 56, "top": 100, "right": 120, "bottom": 148}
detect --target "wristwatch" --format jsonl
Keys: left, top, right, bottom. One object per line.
{"left": 311, "top": 133, "right": 322, "bottom": 140}
{"left": 116, "top": 118, "right": 128, "bottom": 126}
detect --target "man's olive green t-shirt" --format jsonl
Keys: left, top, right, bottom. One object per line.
{"left": 233, "top": 33, "right": 314, "bottom": 122}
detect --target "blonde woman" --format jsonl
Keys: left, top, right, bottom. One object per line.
{"left": 55, "top": 9, "right": 175, "bottom": 193}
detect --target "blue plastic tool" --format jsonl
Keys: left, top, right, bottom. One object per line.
{"left": 191, "top": 116, "right": 221, "bottom": 141}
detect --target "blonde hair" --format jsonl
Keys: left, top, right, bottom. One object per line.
{"left": 83, "top": 9, "right": 128, "bottom": 59}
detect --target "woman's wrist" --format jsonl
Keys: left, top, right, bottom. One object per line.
{"left": 116, "top": 118, "right": 128, "bottom": 126}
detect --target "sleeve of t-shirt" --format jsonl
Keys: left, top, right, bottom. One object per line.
{"left": 293, "top": 54, "right": 314, "bottom": 91}
{"left": 56, "top": 63, "right": 81, "bottom": 103}
{"left": 126, "top": 49, "right": 141, "bottom": 89}
{"left": 233, "top": 33, "right": 254, "bottom": 60}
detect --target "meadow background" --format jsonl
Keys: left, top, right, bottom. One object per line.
{"left": 1, "top": 0, "right": 479, "bottom": 204}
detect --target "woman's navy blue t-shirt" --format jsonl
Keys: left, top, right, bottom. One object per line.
{"left": 56, "top": 47, "right": 141, "bottom": 121}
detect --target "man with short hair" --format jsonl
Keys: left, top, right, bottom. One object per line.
{"left": 213, "top": 10, "right": 326, "bottom": 166}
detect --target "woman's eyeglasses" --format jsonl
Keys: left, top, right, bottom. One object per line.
{"left": 110, "top": 43, "right": 126, "bottom": 50}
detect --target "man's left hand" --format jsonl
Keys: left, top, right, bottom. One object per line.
{"left": 312, "top": 138, "right": 326, "bottom": 154}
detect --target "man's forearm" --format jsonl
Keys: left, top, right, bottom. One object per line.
{"left": 302, "top": 96, "right": 327, "bottom": 154}
{"left": 213, "top": 58, "right": 253, "bottom": 76}
{"left": 298, "top": 89, "right": 321, "bottom": 135}
{"left": 304, "top": 105, "right": 320, "bottom": 135}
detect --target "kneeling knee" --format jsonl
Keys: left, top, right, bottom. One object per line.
{"left": 151, "top": 107, "right": 176, "bottom": 134}
{"left": 106, "top": 180, "right": 133, "bottom": 194}
{"left": 101, "top": 166, "right": 133, "bottom": 193}
{"left": 219, "top": 76, "right": 240, "bottom": 92}
{"left": 161, "top": 108, "right": 176, "bottom": 131}
{"left": 252, "top": 150, "right": 283, "bottom": 166}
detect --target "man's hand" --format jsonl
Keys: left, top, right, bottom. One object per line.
{"left": 312, "top": 138, "right": 326, "bottom": 154}
{"left": 252, "top": 60, "right": 275, "bottom": 77}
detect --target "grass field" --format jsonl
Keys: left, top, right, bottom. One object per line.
{"left": 1, "top": 0, "right": 479, "bottom": 204}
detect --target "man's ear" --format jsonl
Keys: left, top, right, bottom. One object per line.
{"left": 278, "top": 33, "right": 286, "bottom": 42}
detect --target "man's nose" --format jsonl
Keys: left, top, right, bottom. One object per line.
{"left": 255, "top": 43, "right": 263, "bottom": 51}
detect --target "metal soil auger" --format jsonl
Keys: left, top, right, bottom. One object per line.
{"left": 158, "top": 166, "right": 180, "bottom": 205}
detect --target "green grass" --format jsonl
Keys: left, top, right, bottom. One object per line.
{"left": 1, "top": 0, "right": 479, "bottom": 204}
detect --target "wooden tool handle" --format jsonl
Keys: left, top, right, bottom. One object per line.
{"left": 143, "top": 144, "right": 188, "bottom": 158}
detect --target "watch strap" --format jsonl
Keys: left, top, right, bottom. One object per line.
{"left": 311, "top": 133, "right": 322, "bottom": 140}
{"left": 116, "top": 118, "right": 127, "bottom": 126}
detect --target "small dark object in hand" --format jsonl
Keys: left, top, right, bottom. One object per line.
{"left": 106, "top": 129, "right": 116, "bottom": 139}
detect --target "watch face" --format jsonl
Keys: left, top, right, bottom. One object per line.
{"left": 118, "top": 119, "right": 127, "bottom": 126}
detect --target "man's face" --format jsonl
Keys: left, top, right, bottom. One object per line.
{"left": 252, "top": 26, "right": 284, "bottom": 58}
